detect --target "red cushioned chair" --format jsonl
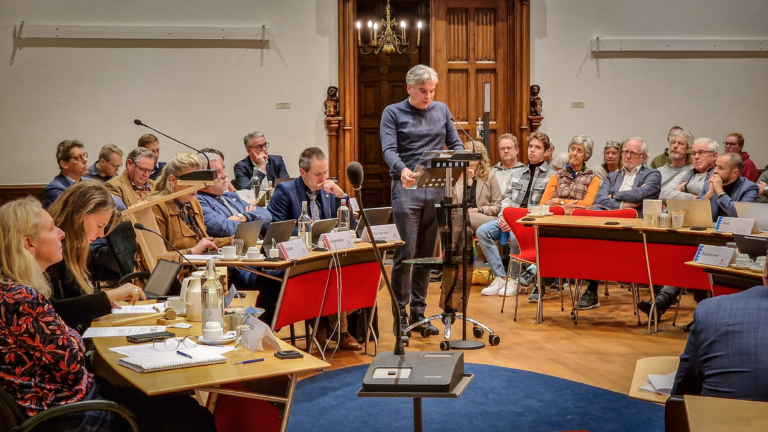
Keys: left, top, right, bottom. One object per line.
{"left": 570, "top": 208, "right": 639, "bottom": 324}
{"left": 501, "top": 206, "right": 566, "bottom": 322}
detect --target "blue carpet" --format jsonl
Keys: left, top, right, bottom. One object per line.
{"left": 288, "top": 363, "right": 663, "bottom": 432}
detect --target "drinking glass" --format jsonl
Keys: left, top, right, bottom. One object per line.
{"left": 234, "top": 325, "right": 252, "bottom": 358}
{"left": 232, "top": 239, "right": 245, "bottom": 256}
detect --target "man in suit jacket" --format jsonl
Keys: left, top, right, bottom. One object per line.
{"left": 197, "top": 153, "right": 272, "bottom": 238}
{"left": 42, "top": 139, "right": 90, "bottom": 208}
{"left": 594, "top": 137, "right": 662, "bottom": 216}
{"left": 672, "top": 257, "right": 768, "bottom": 401}
{"left": 106, "top": 147, "right": 157, "bottom": 207}
{"left": 138, "top": 133, "right": 166, "bottom": 181}
{"left": 697, "top": 153, "right": 759, "bottom": 219}
{"left": 267, "top": 147, "right": 360, "bottom": 351}
{"left": 233, "top": 131, "right": 290, "bottom": 190}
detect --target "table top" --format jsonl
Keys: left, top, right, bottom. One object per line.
{"left": 685, "top": 395, "right": 768, "bottom": 432}
{"left": 91, "top": 292, "right": 329, "bottom": 396}
{"left": 684, "top": 261, "right": 765, "bottom": 280}
{"left": 628, "top": 356, "right": 680, "bottom": 404}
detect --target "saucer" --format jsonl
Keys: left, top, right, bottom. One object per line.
{"left": 353, "top": 238, "right": 363, "bottom": 243}
{"left": 731, "top": 263, "right": 751, "bottom": 269}
{"left": 526, "top": 212, "right": 554, "bottom": 218}
{"left": 198, "top": 332, "right": 236, "bottom": 345}
{"left": 749, "top": 265, "right": 765, "bottom": 272}
{"left": 242, "top": 256, "right": 265, "bottom": 262}
{"left": 220, "top": 255, "right": 240, "bottom": 260}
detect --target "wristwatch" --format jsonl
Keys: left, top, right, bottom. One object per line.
{"left": 237, "top": 213, "right": 246, "bottom": 223}
{"left": 559, "top": 199, "right": 565, "bottom": 205}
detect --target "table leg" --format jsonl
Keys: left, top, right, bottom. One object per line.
{"left": 534, "top": 226, "right": 543, "bottom": 324}
{"left": 413, "top": 397, "right": 423, "bottom": 432}
{"left": 279, "top": 373, "right": 299, "bottom": 432}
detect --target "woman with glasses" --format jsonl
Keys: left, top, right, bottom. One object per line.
{"left": 592, "top": 141, "right": 623, "bottom": 185}
{"left": 0, "top": 197, "right": 216, "bottom": 431}
{"left": 47, "top": 181, "right": 148, "bottom": 333}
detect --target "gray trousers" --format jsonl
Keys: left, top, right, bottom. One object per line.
{"left": 391, "top": 180, "right": 440, "bottom": 316}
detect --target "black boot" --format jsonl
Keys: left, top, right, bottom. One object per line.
{"left": 393, "top": 310, "right": 411, "bottom": 337}
{"left": 411, "top": 312, "right": 439, "bottom": 337}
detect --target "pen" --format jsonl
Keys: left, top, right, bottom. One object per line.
{"left": 232, "top": 358, "right": 264, "bottom": 365}
{"left": 176, "top": 351, "right": 193, "bottom": 359}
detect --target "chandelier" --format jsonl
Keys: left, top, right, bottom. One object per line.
{"left": 356, "top": 0, "right": 422, "bottom": 56}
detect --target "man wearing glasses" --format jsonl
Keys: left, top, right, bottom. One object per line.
{"left": 594, "top": 137, "right": 661, "bottom": 213}
{"left": 138, "top": 133, "right": 166, "bottom": 181}
{"left": 42, "top": 139, "right": 90, "bottom": 208}
{"left": 724, "top": 133, "right": 759, "bottom": 183}
{"left": 106, "top": 147, "right": 158, "bottom": 207}
{"left": 233, "top": 131, "right": 290, "bottom": 191}
{"left": 661, "top": 137, "right": 719, "bottom": 201}
{"left": 85, "top": 144, "right": 124, "bottom": 183}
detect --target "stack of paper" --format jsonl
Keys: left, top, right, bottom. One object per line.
{"left": 110, "top": 304, "right": 166, "bottom": 314}
{"left": 638, "top": 372, "right": 676, "bottom": 395}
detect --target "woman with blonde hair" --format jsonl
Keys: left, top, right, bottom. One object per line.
{"left": 47, "top": 181, "right": 146, "bottom": 332}
{"left": 451, "top": 140, "right": 502, "bottom": 244}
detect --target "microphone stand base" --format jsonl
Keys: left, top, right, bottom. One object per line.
{"left": 446, "top": 340, "right": 485, "bottom": 350}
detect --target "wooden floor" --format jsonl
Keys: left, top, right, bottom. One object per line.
{"left": 276, "top": 276, "right": 693, "bottom": 395}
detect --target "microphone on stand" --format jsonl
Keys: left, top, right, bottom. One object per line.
{"left": 133, "top": 223, "right": 200, "bottom": 271}
{"left": 133, "top": 119, "right": 210, "bottom": 169}
{"left": 347, "top": 162, "right": 405, "bottom": 355}
{"left": 452, "top": 117, "right": 475, "bottom": 153}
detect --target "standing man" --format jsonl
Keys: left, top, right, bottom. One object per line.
{"left": 724, "top": 133, "right": 759, "bottom": 182}
{"left": 106, "top": 147, "right": 157, "bottom": 207}
{"left": 380, "top": 64, "right": 464, "bottom": 337}
{"left": 138, "top": 134, "right": 166, "bottom": 181}
{"left": 86, "top": 144, "right": 124, "bottom": 183}
{"left": 233, "top": 131, "right": 290, "bottom": 191}
{"left": 42, "top": 140, "right": 89, "bottom": 208}
{"left": 491, "top": 133, "right": 524, "bottom": 193}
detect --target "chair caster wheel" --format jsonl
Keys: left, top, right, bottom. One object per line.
{"left": 420, "top": 327, "right": 432, "bottom": 338}
{"left": 473, "top": 327, "right": 484, "bottom": 338}
{"left": 489, "top": 334, "right": 500, "bottom": 346}
{"left": 402, "top": 336, "right": 410, "bottom": 347}
{"left": 439, "top": 341, "right": 450, "bottom": 351}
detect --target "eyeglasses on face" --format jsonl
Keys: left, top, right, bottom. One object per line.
{"left": 246, "top": 143, "right": 270, "bottom": 151}
{"left": 68, "top": 152, "right": 88, "bottom": 162}
{"left": 691, "top": 150, "right": 715, "bottom": 157}
{"left": 604, "top": 141, "right": 622, "bottom": 150}
{"left": 724, "top": 142, "right": 740, "bottom": 147}
{"left": 134, "top": 165, "right": 155, "bottom": 175}
{"left": 621, "top": 150, "right": 643, "bottom": 158}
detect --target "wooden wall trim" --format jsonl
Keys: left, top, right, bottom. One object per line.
{"left": 337, "top": 0, "right": 358, "bottom": 194}
{"left": 324, "top": 116, "right": 344, "bottom": 179}
{"left": 0, "top": 184, "right": 45, "bottom": 206}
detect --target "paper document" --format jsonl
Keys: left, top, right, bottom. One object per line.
{"left": 109, "top": 343, "right": 234, "bottom": 357}
{"left": 82, "top": 326, "right": 167, "bottom": 338}
{"left": 110, "top": 304, "right": 166, "bottom": 314}
{"left": 638, "top": 372, "right": 676, "bottom": 395}
{"left": 184, "top": 254, "right": 221, "bottom": 261}
{"left": 242, "top": 315, "right": 281, "bottom": 352}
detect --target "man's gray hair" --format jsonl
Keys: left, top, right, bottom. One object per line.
{"left": 243, "top": 131, "right": 265, "bottom": 147}
{"left": 126, "top": 146, "right": 158, "bottom": 166}
{"left": 202, "top": 152, "right": 220, "bottom": 164}
{"left": 626, "top": 137, "right": 650, "bottom": 160}
{"left": 552, "top": 151, "right": 569, "bottom": 170}
{"left": 568, "top": 135, "right": 594, "bottom": 162}
{"left": 693, "top": 137, "right": 720, "bottom": 153}
{"left": 668, "top": 129, "right": 694, "bottom": 150}
{"left": 406, "top": 65, "right": 439, "bottom": 86}
{"left": 299, "top": 147, "right": 327, "bottom": 172}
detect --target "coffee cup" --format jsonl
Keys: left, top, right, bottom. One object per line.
{"left": 539, "top": 205, "right": 550, "bottom": 215}
{"left": 735, "top": 254, "right": 751, "bottom": 267}
{"left": 529, "top": 206, "right": 541, "bottom": 215}
{"left": 221, "top": 245, "right": 237, "bottom": 259}
{"left": 167, "top": 296, "right": 185, "bottom": 314}
{"left": 203, "top": 321, "right": 224, "bottom": 342}
{"left": 246, "top": 248, "right": 262, "bottom": 259}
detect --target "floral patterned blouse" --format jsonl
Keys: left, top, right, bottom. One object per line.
{"left": 0, "top": 281, "right": 93, "bottom": 417}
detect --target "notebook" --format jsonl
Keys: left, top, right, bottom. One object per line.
{"left": 117, "top": 349, "right": 226, "bottom": 373}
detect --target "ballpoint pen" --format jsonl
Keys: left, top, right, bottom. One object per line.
{"left": 233, "top": 358, "right": 264, "bottom": 365}
{"left": 176, "top": 351, "right": 193, "bottom": 359}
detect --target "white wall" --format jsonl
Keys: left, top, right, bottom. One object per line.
{"left": 531, "top": 0, "right": 768, "bottom": 169}
{"left": 0, "top": 0, "right": 338, "bottom": 184}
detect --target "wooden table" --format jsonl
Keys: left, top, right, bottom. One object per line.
{"left": 91, "top": 292, "right": 329, "bottom": 432}
{"left": 685, "top": 395, "right": 768, "bottom": 432}
{"left": 628, "top": 356, "right": 680, "bottom": 404}
{"left": 684, "top": 261, "right": 765, "bottom": 295}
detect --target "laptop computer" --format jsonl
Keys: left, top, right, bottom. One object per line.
{"left": 732, "top": 234, "right": 768, "bottom": 260}
{"left": 734, "top": 202, "right": 768, "bottom": 232}
{"left": 666, "top": 199, "right": 713, "bottom": 228}
{"left": 143, "top": 259, "right": 183, "bottom": 300}
{"left": 356, "top": 207, "right": 393, "bottom": 238}
{"left": 311, "top": 218, "right": 338, "bottom": 244}
{"left": 234, "top": 220, "right": 264, "bottom": 251}
{"left": 260, "top": 219, "right": 296, "bottom": 254}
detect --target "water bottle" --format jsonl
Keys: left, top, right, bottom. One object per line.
{"left": 250, "top": 172, "right": 260, "bottom": 198}
{"left": 201, "top": 258, "right": 224, "bottom": 339}
{"left": 337, "top": 199, "right": 350, "bottom": 232}
{"left": 265, "top": 181, "right": 274, "bottom": 207}
{"left": 298, "top": 201, "right": 312, "bottom": 249}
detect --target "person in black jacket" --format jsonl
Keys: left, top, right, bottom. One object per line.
{"left": 233, "top": 131, "right": 290, "bottom": 190}
{"left": 47, "top": 181, "right": 146, "bottom": 333}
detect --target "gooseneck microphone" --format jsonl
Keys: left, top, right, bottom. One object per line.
{"left": 451, "top": 117, "right": 476, "bottom": 153}
{"left": 134, "top": 223, "right": 200, "bottom": 271}
{"left": 133, "top": 119, "right": 210, "bottom": 169}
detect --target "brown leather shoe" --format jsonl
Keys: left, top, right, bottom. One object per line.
{"left": 338, "top": 332, "right": 362, "bottom": 351}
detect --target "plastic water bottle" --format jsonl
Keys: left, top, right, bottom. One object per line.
{"left": 337, "top": 199, "right": 350, "bottom": 232}
{"left": 298, "top": 201, "right": 312, "bottom": 249}
{"left": 265, "top": 181, "right": 274, "bottom": 207}
{"left": 250, "top": 172, "right": 260, "bottom": 198}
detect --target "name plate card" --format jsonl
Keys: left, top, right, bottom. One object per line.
{"left": 360, "top": 224, "right": 401, "bottom": 243}
{"left": 714, "top": 217, "right": 760, "bottom": 234}
{"left": 693, "top": 244, "right": 736, "bottom": 267}
{"left": 277, "top": 239, "right": 309, "bottom": 261}
{"left": 321, "top": 231, "right": 356, "bottom": 251}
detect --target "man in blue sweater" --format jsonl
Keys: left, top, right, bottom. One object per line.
{"left": 380, "top": 64, "right": 464, "bottom": 337}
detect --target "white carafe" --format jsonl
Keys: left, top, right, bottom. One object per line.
{"left": 180, "top": 270, "right": 205, "bottom": 321}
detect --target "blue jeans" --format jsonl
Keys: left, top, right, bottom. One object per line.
{"left": 476, "top": 219, "right": 521, "bottom": 278}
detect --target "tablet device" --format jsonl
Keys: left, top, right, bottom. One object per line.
{"left": 234, "top": 220, "right": 264, "bottom": 251}
{"left": 355, "top": 207, "right": 393, "bottom": 238}
{"left": 261, "top": 219, "right": 296, "bottom": 254}
{"left": 734, "top": 202, "right": 768, "bottom": 232}
{"left": 143, "top": 259, "right": 183, "bottom": 299}
{"left": 311, "top": 218, "right": 338, "bottom": 244}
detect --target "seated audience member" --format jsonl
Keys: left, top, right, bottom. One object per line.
{"left": 476, "top": 132, "right": 555, "bottom": 297}
{"left": 451, "top": 141, "right": 502, "bottom": 245}
{"left": 197, "top": 152, "right": 272, "bottom": 238}
{"left": 661, "top": 137, "right": 718, "bottom": 201}
{"left": 672, "top": 257, "right": 768, "bottom": 402}
{"left": 47, "top": 182, "right": 146, "bottom": 333}
{"left": 697, "top": 153, "right": 758, "bottom": 219}
{"left": 234, "top": 131, "right": 290, "bottom": 190}
{"left": 86, "top": 144, "right": 123, "bottom": 183}
{"left": 545, "top": 143, "right": 554, "bottom": 164}
{"left": 138, "top": 133, "right": 166, "bottom": 181}
{"left": 650, "top": 126, "right": 683, "bottom": 168}
{"left": 200, "top": 147, "right": 237, "bottom": 193}
{"left": 594, "top": 137, "right": 661, "bottom": 214}
{"left": 724, "top": 132, "right": 759, "bottom": 182}
{"left": 0, "top": 197, "right": 217, "bottom": 432}
{"left": 541, "top": 135, "right": 600, "bottom": 215}
{"left": 491, "top": 133, "right": 524, "bottom": 193}
{"left": 106, "top": 147, "right": 157, "bottom": 207}
{"left": 42, "top": 139, "right": 89, "bottom": 208}
{"left": 267, "top": 147, "right": 360, "bottom": 350}
{"left": 592, "top": 141, "right": 622, "bottom": 185}
{"left": 551, "top": 151, "right": 569, "bottom": 171}
{"left": 656, "top": 129, "right": 694, "bottom": 200}
{"left": 756, "top": 168, "right": 768, "bottom": 204}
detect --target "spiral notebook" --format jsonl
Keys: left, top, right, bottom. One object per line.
{"left": 117, "top": 349, "right": 226, "bottom": 373}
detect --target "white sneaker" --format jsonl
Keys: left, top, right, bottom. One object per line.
{"left": 481, "top": 277, "right": 504, "bottom": 296}
{"left": 498, "top": 279, "right": 519, "bottom": 297}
